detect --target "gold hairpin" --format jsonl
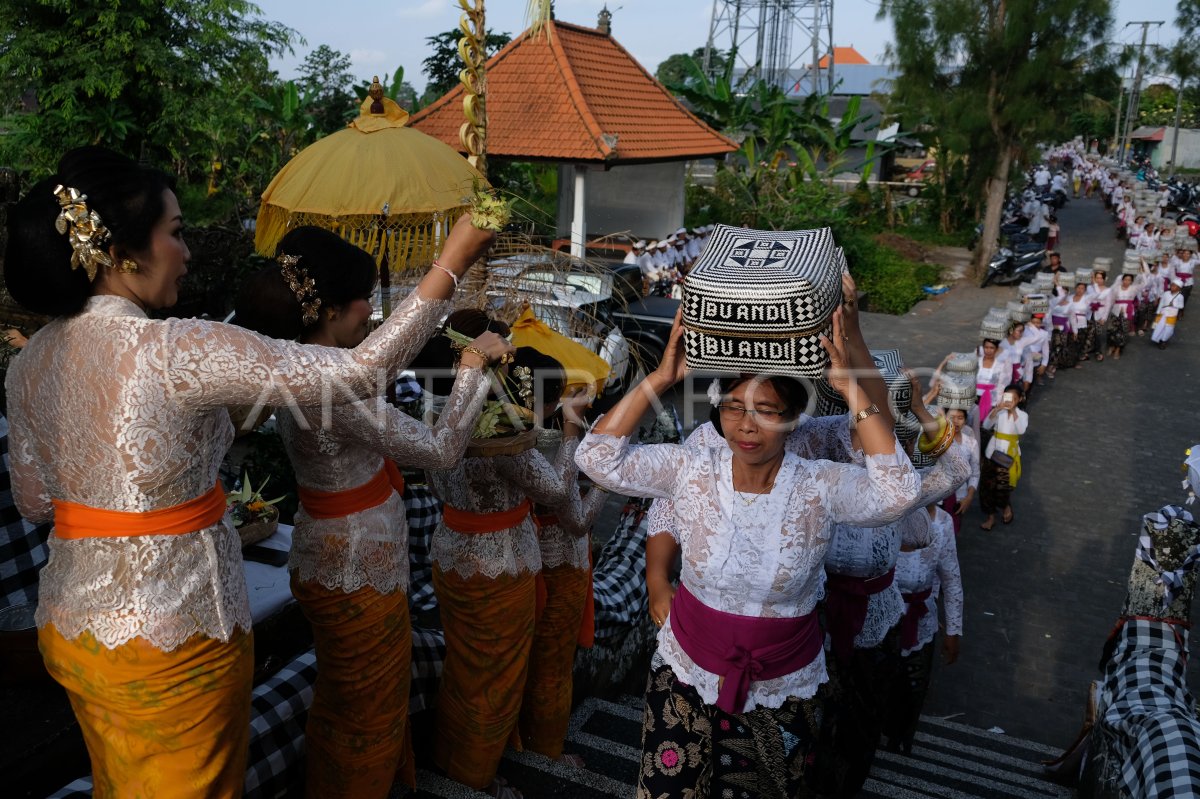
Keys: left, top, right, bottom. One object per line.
{"left": 52, "top": 184, "right": 113, "bottom": 281}
{"left": 278, "top": 253, "right": 322, "bottom": 326}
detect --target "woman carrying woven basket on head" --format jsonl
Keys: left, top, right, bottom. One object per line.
{"left": 2, "top": 146, "right": 494, "bottom": 798}
{"left": 974, "top": 338, "right": 1014, "bottom": 423}
{"left": 233, "top": 227, "right": 513, "bottom": 799}
{"left": 421, "top": 311, "right": 587, "bottom": 799}
{"left": 575, "top": 309, "right": 920, "bottom": 799}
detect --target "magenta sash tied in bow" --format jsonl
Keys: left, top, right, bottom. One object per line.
{"left": 824, "top": 568, "right": 896, "bottom": 662}
{"left": 669, "top": 583, "right": 821, "bottom": 714}
{"left": 899, "top": 588, "right": 934, "bottom": 651}
{"left": 1114, "top": 298, "right": 1136, "bottom": 319}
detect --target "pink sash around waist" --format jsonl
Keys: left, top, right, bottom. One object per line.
{"left": 899, "top": 588, "right": 934, "bottom": 651}
{"left": 824, "top": 567, "right": 896, "bottom": 662}
{"left": 669, "top": 583, "right": 822, "bottom": 714}
{"left": 976, "top": 383, "right": 995, "bottom": 420}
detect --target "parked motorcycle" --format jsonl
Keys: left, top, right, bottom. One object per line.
{"left": 980, "top": 246, "right": 1047, "bottom": 287}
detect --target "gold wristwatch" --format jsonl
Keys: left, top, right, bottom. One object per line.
{"left": 852, "top": 403, "right": 881, "bottom": 423}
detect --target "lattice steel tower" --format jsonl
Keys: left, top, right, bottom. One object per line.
{"left": 703, "top": 0, "right": 835, "bottom": 95}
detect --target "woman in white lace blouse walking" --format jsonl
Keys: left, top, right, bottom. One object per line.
{"left": 575, "top": 311, "right": 919, "bottom": 798}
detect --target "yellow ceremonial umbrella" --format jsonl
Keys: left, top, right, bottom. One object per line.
{"left": 254, "top": 85, "right": 483, "bottom": 278}
{"left": 509, "top": 308, "right": 611, "bottom": 396}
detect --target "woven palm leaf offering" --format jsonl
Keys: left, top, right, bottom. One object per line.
{"left": 443, "top": 326, "right": 540, "bottom": 457}
{"left": 226, "top": 472, "right": 285, "bottom": 548}
{"left": 681, "top": 225, "right": 843, "bottom": 377}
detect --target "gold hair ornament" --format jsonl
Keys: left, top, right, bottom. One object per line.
{"left": 52, "top": 185, "right": 113, "bottom": 282}
{"left": 277, "top": 253, "right": 322, "bottom": 326}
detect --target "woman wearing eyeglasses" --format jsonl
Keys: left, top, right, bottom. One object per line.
{"left": 575, "top": 310, "right": 919, "bottom": 799}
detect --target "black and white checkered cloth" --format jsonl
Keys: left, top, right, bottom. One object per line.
{"left": 243, "top": 648, "right": 317, "bottom": 798}
{"left": 591, "top": 498, "right": 651, "bottom": 644}
{"left": 404, "top": 482, "right": 441, "bottom": 614}
{"left": 49, "top": 648, "right": 320, "bottom": 799}
{"left": 410, "top": 625, "right": 446, "bottom": 715}
{"left": 1095, "top": 617, "right": 1200, "bottom": 797}
{"left": 0, "top": 414, "right": 51, "bottom": 608}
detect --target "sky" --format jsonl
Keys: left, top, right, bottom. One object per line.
{"left": 252, "top": 0, "right": 1187, "bottom": 93}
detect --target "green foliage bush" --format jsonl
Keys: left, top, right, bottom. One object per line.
{"left": 686, "top": 171, "right": 942, "bottom": 315}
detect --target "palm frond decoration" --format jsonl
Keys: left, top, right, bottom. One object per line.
{"left": 527, "top": 0, "right": 553, "bottom": 38}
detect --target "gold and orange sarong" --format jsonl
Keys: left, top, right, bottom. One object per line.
{"left": 520, "top": 563, "right": 589, "bottom": 758}
{"left": 42, "top": 482, "right": 251, "bottom": 797}
{"left": 291, "top": 578, "right": 413, "bottom": 799}
{"left": 432, "top": 562, "right": 536, "bottom": 789}
{"left": 39, "top": 623, "right": 253, "bottom": 799}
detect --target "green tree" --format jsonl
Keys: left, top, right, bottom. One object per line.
{"left": 0, "top": 0, "right": 295, "bottom": 175}
{"left": 296, "top": 44, "right": 358, "bottom": 135}
{"left": 421, "top": 28, "right": 512, "bottom": 100}
{"left": 656, "top": 48, "right": 728, "bottom": 91}
{"left": 1157, "top": 40, "right": 1200, "bottom": 175}
{"left": 878, "top": 0, "right": 1113, "bottom": 273}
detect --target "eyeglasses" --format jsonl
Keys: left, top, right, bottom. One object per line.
{"left": 716, "top": 404, "right": 788, "bottom": 422}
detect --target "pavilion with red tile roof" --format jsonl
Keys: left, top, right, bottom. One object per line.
{"left": 410, "top": 15, "right": 737, "bottom": 255}
{"left": 818, "top": 46, "right": 870, "bottom": 68}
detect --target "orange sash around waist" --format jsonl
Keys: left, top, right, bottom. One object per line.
{"left": 297, "top": 460, "right": 406, "bottom": 520}
{"left": 52, "top": 481, "right": 227, "bottom": 540}
{"left": 443, "top": 499, "right": 532, "bottom": 534}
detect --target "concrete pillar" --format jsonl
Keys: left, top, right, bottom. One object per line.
{"left": 571, "top": 164, "right": 587, "bottom": 260}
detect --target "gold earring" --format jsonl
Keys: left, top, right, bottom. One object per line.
{"left": 117, "top": 258, "right": 138, "bottom": 273}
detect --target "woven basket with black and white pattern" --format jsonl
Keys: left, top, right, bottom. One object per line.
{"left": 682, "top": 225, "right": 842, "bottom": 377}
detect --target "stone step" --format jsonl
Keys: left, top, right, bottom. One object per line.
{"left": 405, "top": 696, "right": 1072, "bottom": 798}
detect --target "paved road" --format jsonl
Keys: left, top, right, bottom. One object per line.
{"left": 878, "top": 193, "right": 1200, "bottom": 749}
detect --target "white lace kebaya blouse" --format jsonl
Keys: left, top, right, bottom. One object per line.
{"left": 537, "top": 462, "right": 608, "bottom": 572}
{"left": 280, "top": 366, "right": 489, "bottom": 595}
{"left": 574, "top": 429, "right": 919, "bottom": 711}
{"left": 7, "top": 291, "right": 448, "bottom": 652}
{"left": 644, "top": 415, "right": 852, "bottom": 540}
{"left": 824, "top": 442, "right": 969, "bottom": 650}
{"left": 895, "top": 507, "right": 963, "bottom": 656}
{"left": 428, "top": 438, "right": 579, "bottom": 580}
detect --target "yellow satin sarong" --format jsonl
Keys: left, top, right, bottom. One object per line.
{"left": 291, "top": 578, "right": 414, "bottom": 799}
{"left": 38, "top": 623, "right": 253, "bottom": 799}
{"left": 432, "top": 564, "right": 535, "bottom": 789}
{"left": 520, "top": 563, "right": 589, "bottom": 758}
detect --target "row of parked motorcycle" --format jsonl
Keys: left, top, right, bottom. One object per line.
{"left": 1114, "top": 154, "right": 1200, "bottom": 212}
{"left": 971, "top": 162, "right": 1200, "bottom": 287}
{"left": 971, "top": 190, "right": 1057, "bottom": 288}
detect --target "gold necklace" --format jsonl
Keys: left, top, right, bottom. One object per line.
{"left": 735, "top": 490, "right": 763, "bottom": 506}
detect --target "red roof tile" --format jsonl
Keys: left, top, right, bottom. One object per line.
{"left": 409, "top": 20, "right": 737, "bottom": 164}
{"left": 818, "top": 46, "right": 869, "bottom": 68}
